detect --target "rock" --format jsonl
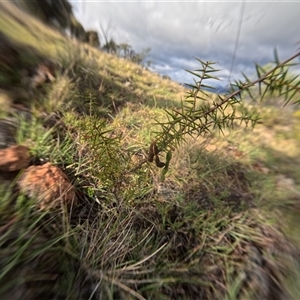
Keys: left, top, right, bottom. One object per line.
{"left": 29, "top": 60, "right": 56, "bottom": 89}
{"left": 0, "top": 144, "right": 31, "bottom": 171}
{"left": 275, "top": 174, "right": 300, "bottom": 198}
{"left": 18, "top": 162, "right": 77, "bottom": 210}
{"left": 124, "top": 81, "right": 131, "bottom": 88}
{"left": 252, "top": 161, "right": 270, "bottom": 174}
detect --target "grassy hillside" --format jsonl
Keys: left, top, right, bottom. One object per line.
{"left": 1, "top": 2, "right": 300, "bottom": 299}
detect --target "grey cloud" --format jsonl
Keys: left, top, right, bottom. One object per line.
{"left": 73, "top": 1, "right": 300, "bottom": 87}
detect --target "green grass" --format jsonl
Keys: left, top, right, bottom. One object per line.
{"left": 1, "top": 2, "right": 300, "bottom": 299}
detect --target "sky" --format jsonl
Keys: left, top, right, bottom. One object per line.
{"left": 72, "top": 1, "right": 300, "bottom": 90}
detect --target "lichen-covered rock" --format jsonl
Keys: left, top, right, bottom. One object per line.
{"left": 18, "top": 162, "right": 77, "bottom": 210}
{"left": 0, "top": 144, "right": 31, "bottom": 171}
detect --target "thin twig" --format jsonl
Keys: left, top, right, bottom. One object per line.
{"left": 199, "top": 50, "right": 300, "bottom": 120}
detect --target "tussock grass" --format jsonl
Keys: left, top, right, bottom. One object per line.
{"left": 1, "top": 3, "right": 300, "bottom": 299}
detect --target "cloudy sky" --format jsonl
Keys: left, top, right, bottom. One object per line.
{"left": 72, "top": 1, "right": 300, "bottom": 89}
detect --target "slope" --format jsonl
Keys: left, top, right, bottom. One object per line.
{"left": 0, "top": 2, "right": 300, "bottom": 299}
